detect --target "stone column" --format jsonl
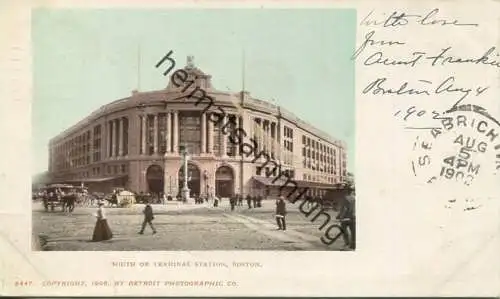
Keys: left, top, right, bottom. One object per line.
{"left": 101, "top": 123, "right": 106, "bottom": 160}
{"left": 276, "top": 123, "right": 281, "bottom": 162}
{"left": 114, "top": 119, "right": 119, "bottom": 157}
{"left": 266, "top": 121, "right": 271, "bottom": 155}
{"left": 110, "top": 120, "right": 116, "bottom": 158}
{"left": 247, "top": 116, "right": 253, "bottom": 161}
{"left": 262, "top": 120, "right": 267, "bottom": 154}
{"left": 106, "top": 121, "right": 111, "bottom": 158}
{"left": 235, "top": 115, "right": 240, "bottom": 156}
{"left": 118, "top": 118, "right": 124, "bottom": 156}
{"left": 141, "top": 115, "right": 147, "bottom": 155}
{"left": 89, "top": 129, "right": 94, "bottom": 163}
{"left": 259, "top": 119, "right": 266, "bottom": 154}
{"left": 153, "top": 114, "right": 159, "bottom": 154}
{"left": 271, "top": 122, "right": 276, "bottom": 159}
{"left": 201, "top": 112, "right": 206, "bottom": 153}
{"left": 207, "top": 113, "right": 214, "bottom": 154}
{"left": 166, "top": 112, "right": 171, "bottom": 153}
{"left": 221, "top": 114, "right": 227, "bottom": 157}
{"left": 173, "top": 111, "right": 179, "bottom": 153}
{"left": 255, "top": 118, "right": 260, "bottom": 152}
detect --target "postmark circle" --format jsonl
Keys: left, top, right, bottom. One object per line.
{"left": 411, "top": 105, "right": 500, "bottom": 187}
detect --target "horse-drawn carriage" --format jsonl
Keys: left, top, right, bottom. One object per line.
{"left": 40, "top": 184, "right": 87, "bottom": 212}
{"left": 104, "top": 188, "right": 137, "bottom": 208}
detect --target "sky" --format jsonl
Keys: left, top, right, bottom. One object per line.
{"left": 32, "top": 9, "right": 356, "bottom": 175}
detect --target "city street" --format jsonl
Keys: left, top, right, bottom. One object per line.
{"left": 32, "top": 199, "right": 346, "bottom": 251}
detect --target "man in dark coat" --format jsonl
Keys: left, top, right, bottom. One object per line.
{"left": 336, "top": 187, "right": 355, "bottom": 249}
{"left": 139, "top": 201, "right": 156, "bottom": 235}
{"left": 275, "top": 196, "right": 287, "bottom": 230}
{"left": 246, "top": 194, "right": 252, "bottom": 209}
{"left": 230, "top": 194, "right": 236, "bottom": 211}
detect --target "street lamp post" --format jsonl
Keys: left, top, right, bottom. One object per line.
{"left": 169, "top": 176, "right": 172, "bottom": 196}
{"left": 203, "top": 170, "right": 208, "bottom": 197}
{"left": 180, "top": 145, "right": 190, "bottom": 203}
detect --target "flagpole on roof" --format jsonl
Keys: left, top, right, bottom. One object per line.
{"left": 242, "top": 48, "right": 246, "bottom": 93}
{"left": 137, "top": 43, "right": 142, "bottom": 91}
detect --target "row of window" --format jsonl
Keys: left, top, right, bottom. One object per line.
{"left": 139, "top": 112, "right": 241, "bottom": 157}
{"left": 91, "top": 164, "right": 129, "bottom": 176}
{"left": 51, "top": 129, "right": 93, "bottom": 171}
{"left": 283, "top": 140, "right": 293, "bottom": 152}
{"left": 302, "top": 135, "right": 340, "bottom": 155}
{"left": 255, "top": 166, "right": 295, "bottom": 179}
{"left": 303, "top": 159, "right": 339, "bottom": 174}
{"left": 65, "top": 163, "right": 129, "bottom": 180}
{"left": 106, "top": 164, "right": 128, "bottom": 175}
{"left": 303, "top": 173, "right": 344, "bottom": 184}
{"left": 283, "top": 126, "right": 294, "bottom": 140}
{"left": 302, "top": 148, "right": 338, "bottom": 163}
{"left": 52, "top": 117, "right": 131, "bottom": 172}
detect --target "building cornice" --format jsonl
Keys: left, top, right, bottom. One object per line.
{"left": 50, "top": 87, "right": 346, "bottom": 149}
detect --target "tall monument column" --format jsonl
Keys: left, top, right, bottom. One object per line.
{"left": 141, "top": 115, "right": 147, "bottom": 155}
{"left": 181, "top": 145, "right": 190, "bottom": 202}
{"left": 235, "top": 116, "right": 240, "bottom": 156}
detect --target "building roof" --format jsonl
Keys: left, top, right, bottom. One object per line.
{"left": 50, "top": 55, "right": 346, "bottom": 148}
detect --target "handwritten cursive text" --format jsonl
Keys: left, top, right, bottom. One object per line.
{"left": 352, "top": 30, "right": 405, "bottom": 60}
{"left": 360, "top": 8, "right": 478, "bottom": 28}
{"left": 363, "top": 76, "right": 489, "bottom": 107}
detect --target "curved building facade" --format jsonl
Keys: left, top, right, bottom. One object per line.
{"left": 48, "top": 57, "right": 348, "bottom": 198}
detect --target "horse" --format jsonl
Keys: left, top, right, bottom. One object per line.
{"left": 105, "top": 193, "right": 119, "bottom": 208}
{"left": 61, "top": 193, "right": 77, "bottom": 212}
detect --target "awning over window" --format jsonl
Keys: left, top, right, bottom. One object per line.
{"left": 50, "top": 175, "right": 127, "bottom": 184}
{"left": 251, "top": 176, "right": 337, "bottom": 190}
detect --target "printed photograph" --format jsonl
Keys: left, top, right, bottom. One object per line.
{"left": 31, "top": 9, "right": 356, "bottom": 251}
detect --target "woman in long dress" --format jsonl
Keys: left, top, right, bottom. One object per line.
{"left": 92, "top": 201, "right": 113, "bottom": 242}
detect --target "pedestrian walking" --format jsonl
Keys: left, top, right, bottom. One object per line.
{"left": 257, "top": 195, "right": 263, "bottom": 208}
{"left": 305, "top": 194, "right": 312, "bottom": 209}
{"left": 92, "top": 201, "right": 113, "bottom": 242}
{"left": 246, "top": 194, "right": 252, "bottom": 209}
{"left": 336, "top": 186, "right": 356, "bottom": 250}
{"left": 275, "top": 196, "right": 287, "bottom": 230}
{"left": 230, "top": 194, "right": 237, "bottom": 211}
{"left": 139, "top": 201, "right": 157, "bottom": 235}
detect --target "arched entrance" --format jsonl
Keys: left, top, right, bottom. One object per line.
{"left": 146, "top": 164, "right": 164, "bottom": 195}
{"left": 215, "top": 166, "right": 234, "bottom": 198}
{"left": 178, "top": 163, "right": 201, "bottom": 198}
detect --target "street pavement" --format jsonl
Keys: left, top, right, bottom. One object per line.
{"left": 32, "top": 198, "right": 347, "bottom": 251}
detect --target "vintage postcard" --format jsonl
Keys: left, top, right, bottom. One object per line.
{"left": 0, "top": 0, "right": 499, "bottom": 297}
